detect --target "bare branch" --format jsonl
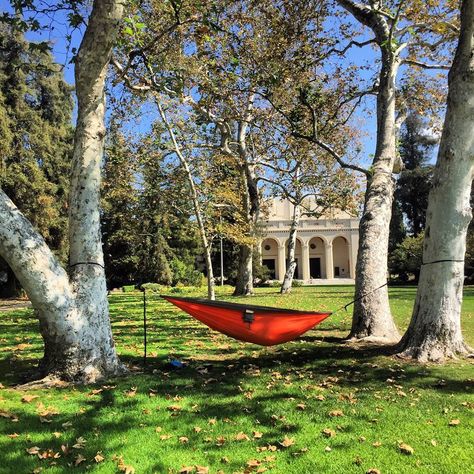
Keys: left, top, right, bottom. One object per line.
{"left": 402, "top": 59, "right": 451, "bottom": 70}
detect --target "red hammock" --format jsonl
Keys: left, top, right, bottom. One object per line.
{"left": 161, "top": 295, "right": 331, "bottom": 346}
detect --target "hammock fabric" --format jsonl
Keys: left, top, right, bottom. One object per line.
{"left": 161, "top": 295, "right": 331, "bottom": 346}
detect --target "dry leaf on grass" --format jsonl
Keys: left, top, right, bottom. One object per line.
{"left": 279, "top": 436, "right": 295, "bottom": 448}
{"left": 398, "top": 442, "right": 414, "bottom": 455}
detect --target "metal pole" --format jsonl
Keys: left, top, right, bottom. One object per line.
{"left": 143, "top": 288, "right": 147, "bottom": 366}
{"left": 220, "top": 234, "right": 224, "bottom": 286}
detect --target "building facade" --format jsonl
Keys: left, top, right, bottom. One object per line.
{"left": 260, "top": 199, "right": 359, "bottom": 282}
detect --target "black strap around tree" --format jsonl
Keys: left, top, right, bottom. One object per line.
{"left": 69, "top": 261, "right": 105, "bottom": 270}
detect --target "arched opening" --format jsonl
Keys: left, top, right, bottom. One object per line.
{"left": 285, "top": 237, "right": 303, "bottom": 279}
{"left": 261, "top": 238, "right": 279, "bottom": 279}
{"left": 308, "top": 237, "right": 326, "bottom": 279}
{"left": 332, "top": 236, "right": 350, "bottom": 278}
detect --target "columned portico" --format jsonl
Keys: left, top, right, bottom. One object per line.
{"left": 260, "top": 199, "right": 360, "bottom": 283}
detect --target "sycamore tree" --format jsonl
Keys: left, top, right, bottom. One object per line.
{"left": 112, "top": 0, "right": 333, "bottom": 296}
{"left": 397, "top": 0, "right": 474, "bottom": 361}
{"left": 0, "top": 0, "right": 125, "bottom": 382}
{"left": 267, "top": 0, "right": 457, "bottom": 342}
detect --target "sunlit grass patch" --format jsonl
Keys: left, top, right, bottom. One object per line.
{"left": 0, "top": 286, "right": 473, "bottom": 473}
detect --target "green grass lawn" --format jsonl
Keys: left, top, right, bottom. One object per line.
{"left": 0, "top": 285, "right": 473, "bottom": 474}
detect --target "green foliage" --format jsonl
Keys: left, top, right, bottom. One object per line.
{"left": 0, "top": 25, "right": 73, "bottom": 261}
{"left": 389, "top": 233, "right": 424, "bottom": 282}
{"left": 102, "top": 125, "right": 141, "bottom": 289}
{"left": 170, "top": 257, "right": 204, "bottom": 287}
{"left": 121, "top": 285, "right": 137, "bottom": 293}
{"left": 395, "top": 114, "right": 436, "bottom": 236}
{"left": 141, "top": 282, "right": 165, "bottom": 293}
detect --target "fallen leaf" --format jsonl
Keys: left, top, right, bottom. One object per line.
{"left": 221, "top": 456, "right": 230, "bottom": 464}
{"left": 117, "top": 456, "right": 136, "bottom": 474}
{"left": 449, "top": 419, "right": 460, "bottom": 426}
{"left": 235, "top": 432, "right": 250, "bottom": 441}
{"left": 372, "top": 441, "right": 382, "bottom": 448}
{"left": 322, "top": 428, "right": 336, "bottom": 438}
{"left": 21, "top": 394, "right": 39, "bottom": 403}
{"left": 399, "top": 442, "right": 414, "bottom": 455}
{"left": 253, "top": 431, "right": 263, "bottom": 439}
{"left": 72, "top": 436, "right": 86, "bottom": 449}
{"left": 324, "top": 446, "right": 332, "bottom": 452}
{"left": 296, "top": 403, "right": 306, "bottom": 410}
{"left": 26, "top": 446, "right": 41, "bottom": 455}
{"left": 74, "top": 454, "right": 87, "bottom": 466}
{"left": 179, "top": 467, "right": 195, "bottom": 474}
{"left": 328, "top": 410, "right": 344, "bottom": 417}
{"left": 366, "top": 469, "right": 381, "bottom": 474}
{"left": 247, "top": 459, "right": 261, "bottom": 467}
{"left": 279, "top": 436, "right": 295, "bottom": 448}
{"left": 160, "top": 434, "right": 172, "bottom": 440}
{"left": 431, "top": 439, "right": 437, "bottom": 446}
{"left": 125, "top": 387, "right": 137, "bottom": 397}
{"left": 179, "top": 436, "right": 189, "bottom": 444}
{"left": 167, "top": 405, "right": 182, "bottom": 412}
{"left": 94, "top": 452, "right": 105, "bottom": 463}
{"left": 196, "top": 466, "right": 209, "bottom": 474}
{"left": 7, "top": 433, "right": 19, "bottom": 438}
{"left": 194, "top": 426, "right": 202, "bottom": 433}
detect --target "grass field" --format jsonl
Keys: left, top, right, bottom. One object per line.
{"left": 0, "top": 285, "right": 473, "bottom": 474}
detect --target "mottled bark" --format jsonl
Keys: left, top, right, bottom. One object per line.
{"left": 234, "top": 102, "right": 259, "bottom": 296}
{"left": 397, "top": 0, "right": 474, "bottom": 361}
{"left": 281, "top": 203, "right": 300, "bottom": 294}
{"left": 0, "top": 0, "right": 125, "bottom": 382}
{"left": 156, "top": 100, "right": 215, "bottom": 300}
{"left": 234, "top": 164, "right": 257, "bottom": 296}
{"left": 337, "top": 0, "right": 400, "bottom": 342}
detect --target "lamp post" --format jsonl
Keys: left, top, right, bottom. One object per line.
{"left": 213, "top": 203, "right": 229, "bottom": 286}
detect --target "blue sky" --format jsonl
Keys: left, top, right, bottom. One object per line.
{"left": 1, "top": 2, "right": 447, "bottom": 170}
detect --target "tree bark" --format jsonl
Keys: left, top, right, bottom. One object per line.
{"left": 397, "top": 0, "right": 474, "bottom": 361}
{"left": 234, "top": 163, "right": 257, "bottom": 296}
{"left": 0, "top": 0, "right": 125, "bottom": 382}
{"left": 156, "top": 100, "right": 215, "bottom": 300}
{"left": 281, "top": 202, "right": 300, "bottom": 294}
{"left": 337, "top": 0, "right": 400, "bottom": 342}
{"left": 234, "top": 101, "right": 259, "bottom": 296}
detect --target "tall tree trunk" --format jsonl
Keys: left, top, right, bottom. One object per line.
{"left": 234, "top": 164, "right": 256, "bottom": 296}
{"left": 0, "top": 0, "right": 125, "bottom": 382}
{"left": 156, "top": 100, "right": 215, "bottom": 300}
{"left": 350, "top": 52, "right": 400, "bottom": 342}
{"left": 336, "top": 0, "right": 402, "bottom": 342}
{"left": 397, "top": 0, "right": 474, "bottom": 361}
{"left": 281, "top": 202, "right": 300, "bottom": 294}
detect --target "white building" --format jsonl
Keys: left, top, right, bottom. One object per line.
{"left": 260, "top": 199, "right": 359, "bottom": 282}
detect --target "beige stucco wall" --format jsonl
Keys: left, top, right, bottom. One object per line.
{"left": 260, "top": 199, "right": 359, "bottom": 281}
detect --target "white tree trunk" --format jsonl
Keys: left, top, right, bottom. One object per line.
{"left": 0, "top": 0, "right": 124, "bottom": 382}
{"left": 234, "top": 161, "right": 260, "bottom": 296}
{"left": 336, "top": 1, "right": 401, "bottom": 342}
{"left": 156, "top": 100, "right": 215, "bottom": 300}
{"left": 397, "top": 0, "right": 474, "bottom": 361}
{"left": 281, "top": 202, "right": 300, "bottom": 294}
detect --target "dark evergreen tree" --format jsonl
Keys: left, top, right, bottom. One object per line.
{"left": 101, "top": 125, "right": 141, "bottom": 288}
{"left": 0, "top": 26, "right": 73, "bottom": 296}
{"left": 395, "top": 114, "right": 436, "bottom": 236}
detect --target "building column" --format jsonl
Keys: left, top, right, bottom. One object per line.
{"left": 277, "top": 244, "right": 286, "bottom": 281}
{"left": 346, "top": 239, "right": 353, "bottom": 278}
{"left": 325, "top": 242, "right": 334, "bottom": 279}
{"left": 302, "top": 243, "right": 310, "bottom": 282}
